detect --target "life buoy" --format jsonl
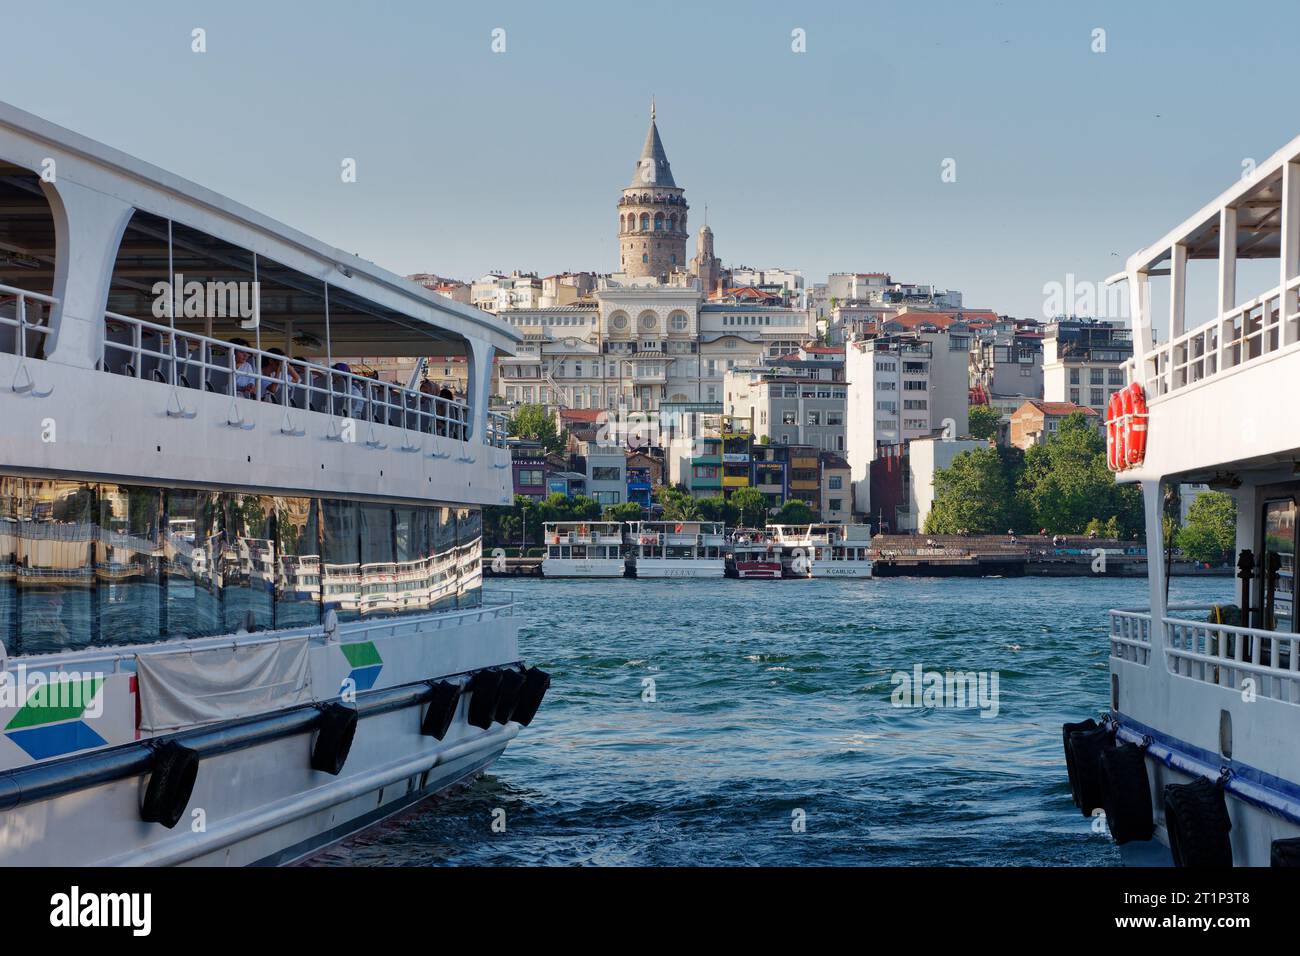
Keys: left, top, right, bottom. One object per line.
{"left": 140, "top": 740, "right": 200, "bottom": 828}
{"left": 1123, "top": 382, "right": 1148, "bottom": 467}
{"left": 1106, "top": 383, "right": 1149, "bottom": 472}
{"left": 1105, "top": 392, "right": 1123, "bottom": 472}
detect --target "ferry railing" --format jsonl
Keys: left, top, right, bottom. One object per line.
{"left": 0, "top": 284, "right": 57, "bottom": 360}
{"left": 1109, "top": 610, "right": 1152, "bottom": 665}
{"left": 1145, "top": 278, "right": 1300, "bottom": 397}
{"left": 100, "top": 311, "right": 476, "bottom": 441}
{"left": 1164, "top": 614, "right": 1300, "bottom": 703}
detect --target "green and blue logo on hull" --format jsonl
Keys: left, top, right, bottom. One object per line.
{"left": 340, "top": 641, "right": 383, "bottom": 694}
{"left": 4, "top": 675, "right": 106, "bottom": 760}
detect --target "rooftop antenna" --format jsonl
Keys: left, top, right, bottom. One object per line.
{"left": 650, "top": 96, "right": 656, "bottom": 121}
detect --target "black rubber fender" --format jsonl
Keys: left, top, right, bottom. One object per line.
{"left": 420, "top": 681, "right": 461, "bottom": 741}
{"left": 140, "top": 740, "right": 200, "bottom": 829}
{"left": 311, "top": 702, "right": 358, "bottom": 775}
{"left": 466, "top": 669, "right": 505, "bottom": 730}
{"left": 1067, "top": 724, "right": 1114, "bottom": 817}
{"left": 1271, "top": 838, "right": 1300, "bottom": 866}
{"left": 1098, "top": 742, "right": 1154, "bottom": 844}
{"left": 1062, "top": 718, "right": 1098, "bottom": 808}
{"left": 494, "top": 668, "right": 527, "bottom": 725}
{"left": 1164, "top": 777, "right": 1233, "bottom": 867}
{"left": 511, "top": 667, "right": 551, "bottom": 727}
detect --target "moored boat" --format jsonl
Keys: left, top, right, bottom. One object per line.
{"left": 724, "top": 531, "right": 782, "bottom": 579}
{"left": 541, "top": 521, "right": 626, "bottom": 577}
{"left": 0, "top": 100, "right": 549, "bottom": 866}
{"left": 625, "top": 520, "right": 725, "bottom": 578}
{"left": 1063, "top": 132, "right": 1300, "bottom": 866}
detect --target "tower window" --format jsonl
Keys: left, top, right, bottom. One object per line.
{"left": 642, "top": 254, "right": 648, "bottom": 263}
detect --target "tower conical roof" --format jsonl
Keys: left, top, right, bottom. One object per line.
{"left": 628, "top": 102, "right": 677, "bottom": 189}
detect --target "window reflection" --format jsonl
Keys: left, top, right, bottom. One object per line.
{"left": 163, "top": 489, "right": 222, "bottom": 640}
{"left": 321, "top": 499, "right": 360, "bottom": 623}
{"left": 457, "top": 507, "right": 482, "bottom": 608}
{"left": 18, "top": 479, "right": 95, "bottom": 654}
{"left": 0, "top": 475, "right": 482, "bottom": 656}
{"left": 273, "top": 496, "right": 321, "bottom": 630}
{"left": 96, "top": 484, "right": 162, "bottom": 647}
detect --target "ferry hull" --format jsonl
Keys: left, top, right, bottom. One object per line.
{"left": 0, "top": 609, "right": 527, "bottom": 867}
{"left": 809, "top": 563, "right": 873, "bottom": 578}
{"left": 541, "top": 559, "right": 625, "bottom": 578}
{"left": 631, "top": 559, "right": 724, "bottom": 579}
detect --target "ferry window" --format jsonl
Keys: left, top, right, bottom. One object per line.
{"left": 358, "top": 503, "right": 396, "bottom": 620}
{"left": 0, "top": 479, "right": 17, "bottom": 654}
{"left": 433, "top": 507, "right": 458, "bottom": 611}
{"left": 97, "top": 484, "right": 163, "bottom": 647}
{"left": 1262, "top": 499, "right": 1296, "bottom": 633}
{"left": 272, "top": 497, "right": 322, "bottom": 630}
{"left": 220, "top": 494, "right": 274, "bottom": 634}
{"left": 321, "top": 499, "right": 361, "bottom": 623}
{"left": 393, "top": 505, "right": 431, "bottom": 614}
{"left": 457, "top": 508, "right": 483, "bottom": 608}
{"left": 162, "top": 489, "right": 223, "bottom": 640}
{"left": 15, "top": 480, "right": 96, "bottom": 654}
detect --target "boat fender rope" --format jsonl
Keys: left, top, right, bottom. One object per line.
{"left": 140, "top": 740, "right": 200, "bottom": 829}
{"left": 511, "top": 667, "right": 552, "bottom": 727}
{"left": 310, "top": 702, "right": 359, "bottom": 776}
{"left": 466, "top": 669, "right": 506, "bottom": 730}
{"left": 420, "top": 680, "right": 462, "bottom": 741}
{"left": 1163, "top": 776, "right": 1233, "bottom": 867}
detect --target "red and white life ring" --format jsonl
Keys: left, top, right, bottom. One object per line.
{"left": 1106, "top": 382, "right": 1148, "bottom": 472}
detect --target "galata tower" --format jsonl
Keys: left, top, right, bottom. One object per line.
{"left": 618, "top": 100, "right": 688, "bottom": 280}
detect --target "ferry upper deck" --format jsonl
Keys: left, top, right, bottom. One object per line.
{"left": 0, "top": 99, "right": 520, "bottom": 509}
{"left": 1113, "top": 132, "right": 1300, "bottom": 484}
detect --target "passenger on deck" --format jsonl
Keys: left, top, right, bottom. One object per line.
{"left": 437, "top": 384, "right": 457, "bottom": 438}
{"left": 260, "top": 347, "right": 300, "bottom": 401}
{"left": 331, "top": 362, "right": 366, "bottom": 418}
{"left": 230, "top": 338, "right": 257, "bottom": 398}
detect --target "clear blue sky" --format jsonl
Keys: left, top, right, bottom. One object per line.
{"left": 5, "top": 0, "right": 1299, "bottom": 319}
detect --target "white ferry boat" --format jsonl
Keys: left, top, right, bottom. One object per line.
{"left": 770, "top": 524, "right": 874, "bottom": 578}
{"left": 625, "top": 521, "right": 725, "bottom": 578}
{"left": 1064, "top": 133, "right": 1300, "bottom": 866}
{"left": 0, "top": 101, "right": 549, "bottom": 865}
{"left": 724, "top": 531, "right": 782, "bottom": 580}
{"left": 541, "top": 521, "right": 626, "bottom": 577}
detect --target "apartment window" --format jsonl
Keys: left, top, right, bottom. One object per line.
{"left": 877, "top": 381, "right": 896, "bottom": 391}
{"left": 828, "top": 476, "right": 843, "bottom": 490}
{"left": 592, "top": 466, "right": 621, "bottom": 481}
{"left": 807, "top": 411, "right": 821, "bottom": 426}
{"left": 827, "top": 412, "right": 843, "bottom": 426}
{"left": 1090, "top": 388, "right": 1103, "bottom": 406}
{"left": 1069, "top": 388, "right": 1080, "bottom": 404}
{"left": 782, "top": 411, "right": 797, "bottom": 425}
{"left": 1090, "top": 369, "right": 1104, "bottom": 385}
{"left": 903, "top": 380, "right": 927, "bottom": 391}
{"left": 828, "top": 498, "right": 843, "bottom": 512}
{"left": 1108, "top": 369, "right": 1124, "bottom": 385}
{"left": 593, "top": 491, "right": 621, "bottom": 505}
{"left": 903, "top": 399, "right": 927, "bottom": 410}
{"left": 1070, "top": 369, "right": 1080, "bottom": 385}
{"left": 518, "top": 469, "right": 544, "bottom": 486}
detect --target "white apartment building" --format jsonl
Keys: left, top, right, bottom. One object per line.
{"left": 723, "top": 367, "right": 847, "bottom": 452}
{"left": 1041, "top": 318, "right": 1133, "bottom": 416}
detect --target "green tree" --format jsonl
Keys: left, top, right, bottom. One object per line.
{"left": 506, "top": 404, "right": 567, "bottom": 455}
{"left": 924, "top": 446, "right": 1012, "bottom": 533}
{"left": 603, "top": 501, "right": 644, "bottom": 523}
{"left": 772, "top": 499, "right": 815, "bottom": 525}
{"left": 1176, "top": 491, "right": 1236, "bottom": 563}
{"left": 697, "top": 495, "right": 739, "bottom": 527}
{"left": 1016, "top": 413, "right": 1142, "bottom": 535}
{"left": 967, "top": 405, "right": 1001, "bottom": 441}
{"left": 654, "top": 483, "right": 702, "bottom": 521}
{"left": 729, "top": 487, "right": 768, "bottom": 528}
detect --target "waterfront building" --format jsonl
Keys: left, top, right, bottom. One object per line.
{"left": 579, "top": 441, "right": 627, "bottom": 507}
{"left": 723, "top": 365, "right": 847, "bottom": 452}
{"left": 1008, "top": 399, "right": 1101, "bottom": 449}
{"left": 969, "top": 325, "right": 1044, "bottom": 415}
{"left": 509, "top": 440, "right": 552, "bottom": 502}
{"left": 1041, "top": 317, "right": 1132, "bottom": 415}
{"left": 819, "top": 451, "right": 852, "bottom": 523}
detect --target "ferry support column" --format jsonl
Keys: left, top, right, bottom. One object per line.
{"left": 1217, "top": 205, "right": 1237, "bottom": 374}
{"left": 44, "top": 181, "right": 135, "bottom": 369}
{"left": 467, "top": 338, "right": 496, "bottom": 442}
{"left": 1282, "top": 160, "right": 1300, "bottom": 347}
{"left": 1143, "top": 480, "right": 1167, "bottom": 654}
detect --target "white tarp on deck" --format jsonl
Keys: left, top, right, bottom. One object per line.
{"left": 136, "top": 637, "right": 314, "bottom": 733}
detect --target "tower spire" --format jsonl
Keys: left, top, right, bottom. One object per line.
{"left": 651, "top": 96, "right": 656, "bottom": 122}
